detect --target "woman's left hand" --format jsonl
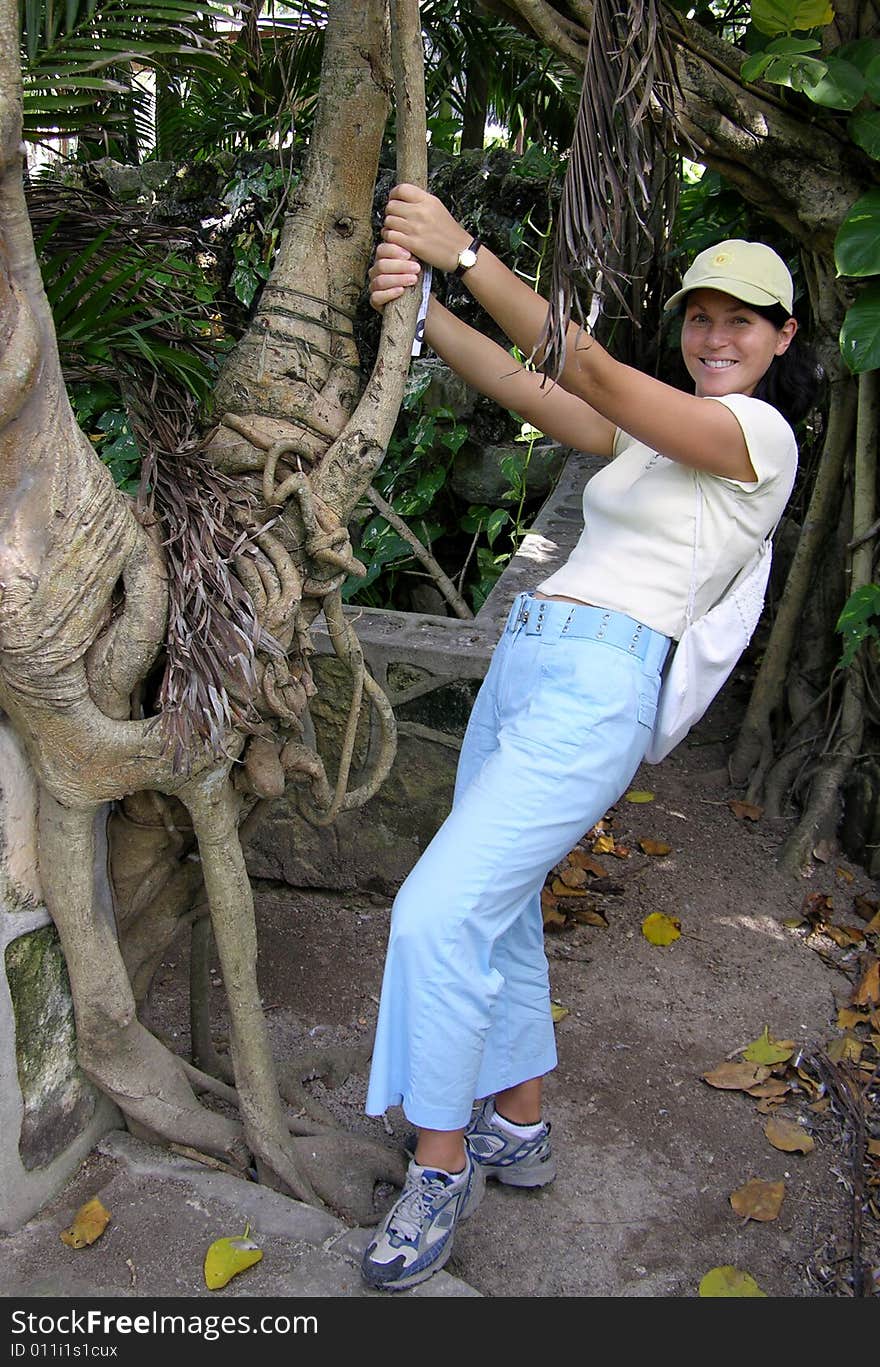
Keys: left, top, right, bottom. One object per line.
{"left": 382, "top": 183, "right": 473, "bottom": 274}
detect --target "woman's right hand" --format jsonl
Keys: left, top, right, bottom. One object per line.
{"left": 368, "top": 241, "right": 422, "bottom": 312}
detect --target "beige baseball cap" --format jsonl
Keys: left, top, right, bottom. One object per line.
{"left": 664, "top": 240, "right": 794, "bottom": 314}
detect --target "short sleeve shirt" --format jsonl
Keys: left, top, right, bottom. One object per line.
{"left": 536, "top": 393, "right": 798, "bottom": 640}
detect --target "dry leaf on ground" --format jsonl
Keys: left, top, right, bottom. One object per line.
{"left": 625, "top": 790, "right": 654, "bottom": 803}
{"left": 823, "top": 924, "right": 865, "bottom": 948}
{"left": 570, "top": 906, "right": 608, "bottom": 927}
{"left": 567, "top": 849, "right": 609, "bottom": 877}
{"left": 764, "top": 1115, "right": 815, "bottom": 1154}
{"left": 728, "top": 800, "right": 763, "bottom": 821}
{"left": 592, "top": 834, "right": 615, "bottom": 854}
{"left": 551, "top": 1002, "right": 569, "bottom": 1023}
{"left": 730, "top": 1178, "right": 785, "bottom": 1222}
{"left": 826, "top": 1034, "right": 863, "bottom": 1063}
{"left": 746, "top": 1079, "right": 791, "bottom": 1100}
{"left": 703, "top": 1061, "right": 771, "bottom": 1091}
{"left": 639, "top": 839, "right": 672, "bottom": 856}
{"left": 558, "top": 866, "right": 588, "bottom": 890}
{"left": 851, "top": 957, "right": 880, "bottom": 1007}
{"left": 699, "top": 1266, "right": 766, "bottom": 1297}
{"left": 641, "top": 911, "right": 681, "bottom": 945}
{"left": 743, "top": 1026, "right": 795, "bottom": 1067}
{"left": 204, "top": 1231, "right": 263, "bottom": 1290}
{"left": 837, "top": 1007, "right": 868, "bottom": 1029}
{"left": 60, "top": 1197, "right": 110, "bottom": 1249}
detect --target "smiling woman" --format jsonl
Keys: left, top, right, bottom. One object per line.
{"left": 359, "top": 191, "right": 823, "bottom": 1293}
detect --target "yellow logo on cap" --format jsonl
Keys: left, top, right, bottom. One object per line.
{"left": 712, "top": 252, "right": 731, "bottom": 266}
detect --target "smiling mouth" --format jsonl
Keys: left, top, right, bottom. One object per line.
{"left": 701, "top": 358, "right": 737, "bottom": 369}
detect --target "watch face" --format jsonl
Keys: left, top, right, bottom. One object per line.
{"left": 458, "top": 247, "right": 477, "bottom": 270}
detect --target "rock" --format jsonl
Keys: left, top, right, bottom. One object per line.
{"left": 450, "top": 441, "right": 565, "bottom": 506}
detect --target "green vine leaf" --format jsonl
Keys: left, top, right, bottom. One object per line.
{"left": 835, "top": 191, "right": 880, "bottom": 278}
{"left": 836, "top": 584, "right": 880, "bottom": 666}
{"left": 803, "top": 56, "right": 866, "bottom": 108}
{"left": 750, "top": 0, "right": 834, "bottom": 38}
{"left": 840, "top": 284, "right": 880, "bottom": 373}
{"left": 849, "top": 111, "right": 880, "bottom": 161}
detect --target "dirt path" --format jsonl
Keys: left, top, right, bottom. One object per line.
{"left": 142, "top": 690, "right": 879, "bottom": 1299}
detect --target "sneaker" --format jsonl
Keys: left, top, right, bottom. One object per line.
{"left": 361, "top": 1153, "right": 485, "bottom": 1292}
{"left": 465, "top": 1098, "right": 556, "bottom": 1188}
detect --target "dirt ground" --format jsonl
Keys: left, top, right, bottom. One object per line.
{"left": 141, "top": 680, "right": 880, "bottom": 1300}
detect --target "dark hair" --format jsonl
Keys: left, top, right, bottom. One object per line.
{"left": 745, "top": 301, "right": 824, "bottom": 428}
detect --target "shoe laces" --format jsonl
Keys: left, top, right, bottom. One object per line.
{"left": 389, "top": 1170, "right": 453, "bottom": 1242}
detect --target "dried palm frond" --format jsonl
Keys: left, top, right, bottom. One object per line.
{"left": 131, "top": 384, "right": 280, "bottom": 773}
{"left": 534, "top": 0, "right": 684, "bottom": 379}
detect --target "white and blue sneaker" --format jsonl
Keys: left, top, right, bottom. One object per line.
{"left": 361, "top": 1152, "right": 485, "bottom": 1292}
{"left": 465, "top": 1099, "right": 556, "bottom": 1188}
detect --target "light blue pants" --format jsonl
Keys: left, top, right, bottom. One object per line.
{"left": 365, "top": 592, "right": 670, "bottom": 1131}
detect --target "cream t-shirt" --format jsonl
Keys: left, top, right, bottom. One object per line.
{"left": 536, "top": 393, "right": 798, "bottom": 640}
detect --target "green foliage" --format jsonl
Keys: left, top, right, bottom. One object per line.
{"left": 836, "top": 584, "right": 880, "bottom": 668}
{"left": 70, "top": 382, "right": 141, "bottom": 492}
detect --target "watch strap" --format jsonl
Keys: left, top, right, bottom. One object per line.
{"left": 453, "top": 235, "right": 482, "bottom": 278}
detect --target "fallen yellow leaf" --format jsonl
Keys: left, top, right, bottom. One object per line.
{"left": 743, "top": 1026, "right": 795, "bottom": 1066}
{"left": 60, "top": 1197, "right": 110, "bottom": 1249}
{"left": 641, "top": 911, "right": 681, "bottom": 945}
{"left": 823, "top": 923, "right": 865, "bottom": 948}
{"left": 868, "top": 1139, "right": 880, "bottom": 1158}
{"left": 699, "top": 1266, "right": 766, "bottom": 1297}
{"left": 639, "top": 839, "right": 672, "bottom": 856}
{"left": 764, "top": 1116, "right": 815, "bottom": 1155}
{"left": 592, "top": 834, "right": 615, "bottom": 854}
{"left": 625, "top": 790, "right": 654, "bottom": 803}
{"left": 730, "top": 1178, "right": 785, "bottom": 1222}
{"left": 703, "top": 1061, "right": 771, "bottom": 1091}
{"left": 550, "top": 1001, "right": 569, "bottom": 1023}
{"left": 837, "top": 1007, "right": 868, "bottom": 1030}
{"left": 204, "top": 1231, "right": 263, "bottom": 1290}
{"left": 551, "top": 877, "right": 590, "bottom": 897}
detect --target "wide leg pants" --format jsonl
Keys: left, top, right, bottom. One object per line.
{"left": 365, "top": 592, "right": 670, "bottom": 1131}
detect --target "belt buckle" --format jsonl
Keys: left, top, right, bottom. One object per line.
{"left": 515, "top": 597, "right": 530, "bottom": 628}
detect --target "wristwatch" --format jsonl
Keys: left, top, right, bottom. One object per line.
{"left": 453, "top": 235, "right": 482, "bottom": 278}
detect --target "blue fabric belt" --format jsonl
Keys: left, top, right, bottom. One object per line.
{"left": 505, "top": 592, "right": 670, "bottom": 672}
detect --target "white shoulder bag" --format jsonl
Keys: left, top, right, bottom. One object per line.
{"left": 644, "top": 476, "right": 776, "bottom": 764}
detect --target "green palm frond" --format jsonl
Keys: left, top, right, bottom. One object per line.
{"left": 20, "top": 0, "right": 229, "bottom": 142}
{"left": 29, "top": 181, "right": 219, "bottom": 399}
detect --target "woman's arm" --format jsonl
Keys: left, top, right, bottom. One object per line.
{"left": 424, "top": 297, "right": 617, "bottom": 457}
{"left": 370, "top": 243, "right": 616, "bottom": 457}
{"left": 381, "top": 185, "right": 759, "bottom": 482}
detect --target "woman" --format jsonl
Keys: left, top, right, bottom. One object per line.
{"left": 360, "top": 184, "right": 818, "bottom": 1292}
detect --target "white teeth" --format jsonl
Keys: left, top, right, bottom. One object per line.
{"left": 703, "top": 359, "right": 736, "bottom": 368}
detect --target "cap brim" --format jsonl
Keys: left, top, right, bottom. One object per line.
{"left": 663, "top": 276, "right": 789, "bottom": 313}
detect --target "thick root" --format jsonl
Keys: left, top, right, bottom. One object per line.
{"left": 278, "top": 1043, "right": 371, "bottom": 1126}
{"left": 289, "top": 1133, "right": 407, "bottom": 1225}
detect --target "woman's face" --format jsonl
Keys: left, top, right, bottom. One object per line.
{"left": 680, "top": 288, "right": 797, "bottom": 400}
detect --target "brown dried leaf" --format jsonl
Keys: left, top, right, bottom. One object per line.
{"left": 639, "top": 839, "right": 672, "bottom": 856}
{"left": 571, "top": 906, "right": 609, "bottom": 927}
{"left": 542, "top": 903, "right": 568, "bottom": 931}
{"left": 802, "top": 892, "right": 833, "bottom": 922}
{"left": 746, "top": 1079, "right": 791, "bottom": 1100}
{"left": 763, "top": 1116, "right": 815, "bottom": 1154}
{"left": 851, "top": 957, "right": 880, "bottom": 1007}
{"left": 823, "top": 923, "right": 865, "bottom": 949}
{"left": 729, "top": 800, "right": 763, "bottom": 821}
{"left": 703, "top": 1061, "right": 771, "bottom": 1091}
{"left": 853, "top": 895, "right": 879, "bottom": 923}
{"left": 730, "top": 1179, "right": 785, "bottom": 1222}
{"left": 551, "top": 877, "right": 593, "bottom": 898}
{"left": 755, "top": 1096, "right": 785, "bottom": 1114}
{"left": 837, "top": 1007, "right": 868, "bottom": 1030}
{"left": 592, "top": 834, "right": 616, "bottom": 854}
{"left": 60, "top": 1197, "right": 110, "bottom": 1249}
{"left": 567, "top": 849, "right": 609, "bottom": 877}
{"left": 608, "top": 843, "right": 631, "bottom": 858}
{"left": 826, "top": 1034, "right": 863, "bottom": 1064}
{"left": 559, "top": 865, "right": 588, "bottom": 889}
{"left": 808, "top": 1096, "right": 831, "bottom": 1113}
{"left": 868, "top": 1139, "right": 880, "bottom": 1158}
{"left": 864, "top": 911, "right": 880, "bottom": 936}
{"left": 836, "top": 867, "right": 855, "bottom": 884}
